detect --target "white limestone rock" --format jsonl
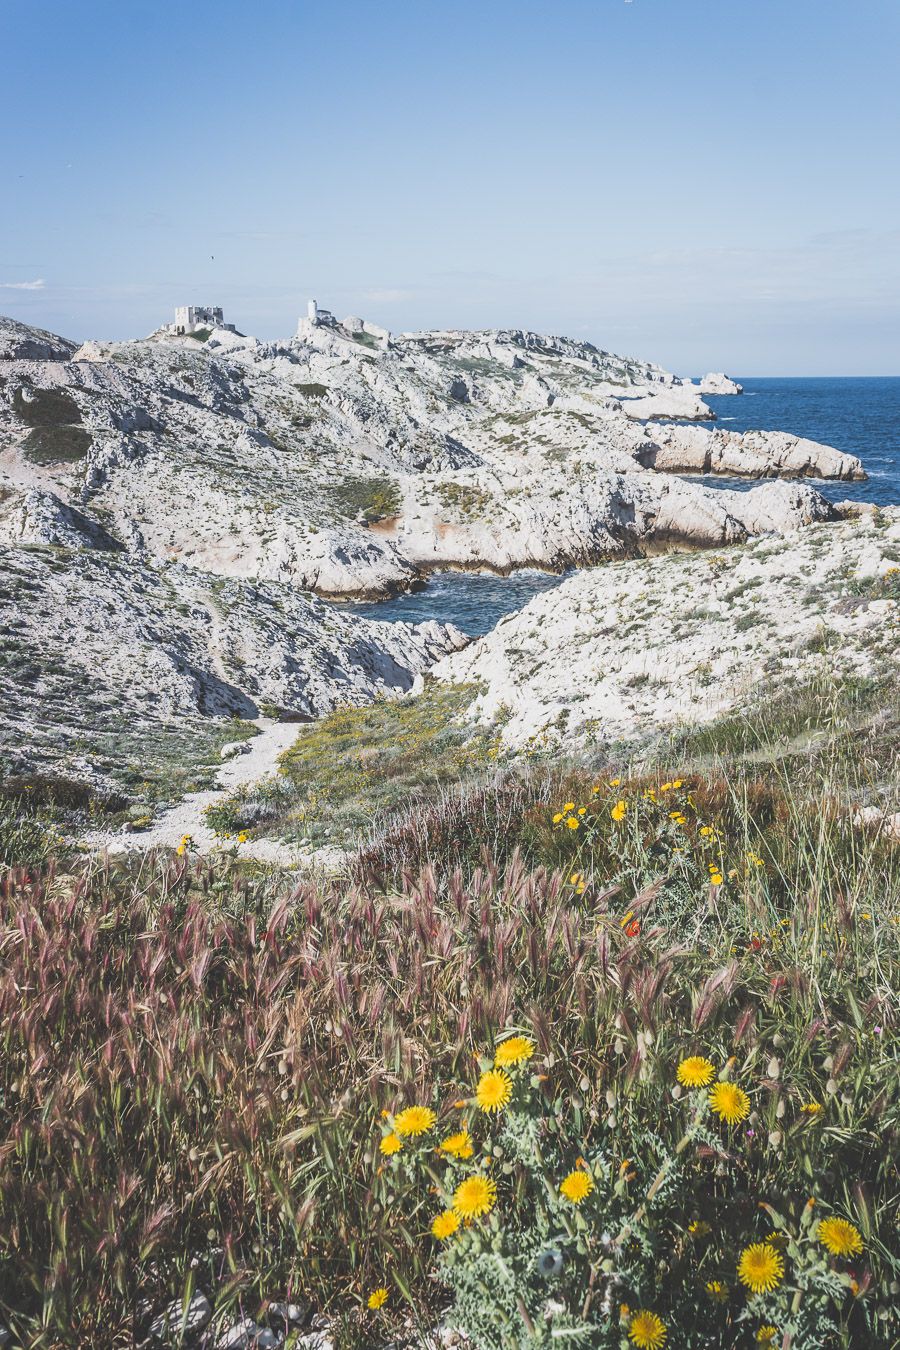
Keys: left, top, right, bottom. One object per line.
{"left": 0, "top": 311, "right": 863, "bottom": 603}
{"left": 0, "top": 544, "right": 468, "bottom": 789}
{"left": 698, "top": 371, "right": 743, "bottom": 395}
{"left": 0, "top": 488, "right": 121, "bottom": 550}
{"left": 432, "top": 510, "right": 900, "bottom": 750}
{"left": 643, "top": 423, "right": 865, "bottom": 481}
{"left": 149, "top": 1292, "right": 212, "bottom": 1339}
{"left": 0, "top": 316, "right": 76, "bottom": 362}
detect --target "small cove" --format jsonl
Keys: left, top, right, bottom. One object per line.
{"left": 347, "top": 377, "right": 900, "bottom": 635}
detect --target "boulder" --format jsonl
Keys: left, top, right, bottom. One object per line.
{"left": 698, "top": 371, "right": 743, "bottom": 395}
{"left": 642, "top": 424, "right": 865, "bottom": 482}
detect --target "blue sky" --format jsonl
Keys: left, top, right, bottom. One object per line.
{"left": 2, "top": 0, "right": 898, "bottom": 374}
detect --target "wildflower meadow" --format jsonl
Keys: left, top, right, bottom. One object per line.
{"left": 0, "top": 734, "right": 898, "bottom": 1347}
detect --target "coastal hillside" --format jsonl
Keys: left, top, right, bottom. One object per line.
{"left": 0, "top": 311, "right": 862, "bottom": 601}
{"left": 0, "top": 307, "right": 867, "bottom": 824}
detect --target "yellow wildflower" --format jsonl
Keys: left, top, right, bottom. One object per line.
{"left": 439, "top": 1129, "right": 474, "bottom": 1160}
{"left": 494, "top": 1035, "right": 535, "bottom": 1067}
{"left": 710, "top": 871, "right": 724, "bottom": 886}
{"left": 452, "top": 1173, "right": 497, "bottom": 1219}
{"left": 800, "top": 1101, "right": 823, "bottom": 1115}
{"left": 611, "top": 799, "right": 628, "bottom": 822}
{"left": 676, "top": 1056, "right": 716, "bottom": 1089}
{"left": 705, "top": 1280, "right": 728, "bottom": 1303}
{"left": 565, "top": 815, "right": 580, "bottom": 830}
{"left": 737, "top": 1243, "right": 784, "bottom": 1295}
{"left": 431, "top": 1209, "right": 460, "bottom": 1240}
{"left": 367, "top": 1287, "right": 388, "bottom": 1310}
{"left": 476, "top": 1068, "right": 513, "bottom": 1113}
{"left": 379, "top": 1132, "right": 403, "bottom": 1156}
{"left": 709, "top": 1081, "right": 750, "bottom": 1125}
{"left": 393, "top": 1105, "right": 436, "bottom": 1137}
{"left": 756, "top": 1329, "right": 779, "bottom": 1346}
{"left": 559, "top": 1169, "right": 594, "bottom": 1204}
{"left": 628, "top": 1310, "right": 667, "bottom": 1348}
{"left": 817, "top": 1217, "right": 863, "bottom": 1257}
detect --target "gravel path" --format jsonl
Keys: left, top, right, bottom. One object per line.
{"left": 83, "top": 719, "right": 348, "bottom": 872}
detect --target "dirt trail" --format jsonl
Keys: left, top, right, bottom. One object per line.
{"left": 83, "top": 719, "right": 347, "bottom": 872}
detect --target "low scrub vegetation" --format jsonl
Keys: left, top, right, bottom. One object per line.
{"left": 206, "top": 684, "right": 501, "bottom": 845}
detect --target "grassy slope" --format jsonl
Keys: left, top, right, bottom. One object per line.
{"left": 0, "top": 675, "right": 898, "bottom": 1346}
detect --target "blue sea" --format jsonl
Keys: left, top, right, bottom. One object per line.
{"left": 348, "top": 377, "right": 900, "bottom": 636}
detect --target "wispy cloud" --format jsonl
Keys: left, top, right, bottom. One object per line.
{"left": 0, "top": 278, "right": 45, "bottom": 290}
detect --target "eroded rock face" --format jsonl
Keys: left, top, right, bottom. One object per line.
{"left": 0, "top": 544, "right": 467, "bottom": 789}
{"left": 0, "top": 317, "right": 77, "bottom": 363}
{"left": 0, "top": 488, "right": 122, "bottom": 550}
{"left": 0, "top": 311, "right": 862, "bottom": 600}
{"left": 642, "top": 423, "right": 865, "bottom": 481}
{"left": 432, "top": 510, "right": 900, "bottom": 749}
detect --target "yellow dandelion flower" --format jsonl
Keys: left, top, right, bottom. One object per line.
{"left": 552, "top": 812, "right": 564, "bottom": 824}
{"left": 379, "top": 1132, "right": 403, "bottom": 1156}
{"left": 705, "top": 1280, "right": 728, "bottom": 1303}
{"left": 672, "top": 779, "right": 683, "bottom": 788}
{"left": 660, "top": 781, "right": 673, "bottom": 792}
{"left": 476, "top": 1068, "right": 513, "bottom": 1113}
{"left": 817, "top": 1217, "right": 863, "bottom": 1257}
{"left": 737, "top": 1243, "right": 784, "bottom": 1296}
{"left": 559, "top": 1170, "right": 594, "bottom": 1204}
{"left": 689, "top": 1220, "right": 711, "bottom": 1237}
{"left": 431, "top": 1209, "right": 460, "bottom": 1241}
{"left": 800, "top": 1101, "right": 823, "bottom": 1115}
{"left": 439, "top": 1129, "right": 474, "bottom": 1159}
{"left": 611, "top": 799, "right": 628, "bottom": 822}
{"left": 393, "top": 1105, "right": 437, "bottom": 1137}
{"left": 756, "top": 1329, "right": 779, "bottom": 1346}
{"left": 709, "top": 1081, "right": 750, "bottom": 1125}
{"left": 609, "top": 778, "right": 621, "bottom": 786}
{"left": 710, "top": 871, "right": 724, "bottom": 886}
{"left": 628, "top": 1310, "right": 667, "bottom": 1349}
{"left": 494, "top": 1035, "right": 535, "bottom": 1067}
{"left": 565, "top": 815, "right": 580, "bottom": 830}
{"left": 367, "top": 1287, "right": 389, "bottom": 1310}
{"left": 563, "top": 801, "right": 575, "bottom": 812}
{"left": 452, "top": 1173, "right": 497, "bottom": 1219}
{"left": 676, "top": 1056, "right": 716, "bottom": 1089}
{"left": 569, "top": 872, "right": 582, "bottom": 884}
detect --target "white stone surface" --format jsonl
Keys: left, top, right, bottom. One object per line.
{"left": 698, "top": 371, "right": 743, "bottom": 395}
{"left": 0, "top": 311, "right": 861, "bottom": 602}
{"left": 433, "top": 511, "right": 900, "bottom": 749}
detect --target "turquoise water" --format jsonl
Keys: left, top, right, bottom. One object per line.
{"left": 349, "top": 378, "right": 900, "bottom": 635}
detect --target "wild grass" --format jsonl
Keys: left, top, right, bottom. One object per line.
{"left": 1, "top": 748, "right": 897, "bottom": 1346}
{"left": 205, "top": 684, "right": 502, "bottom": 845}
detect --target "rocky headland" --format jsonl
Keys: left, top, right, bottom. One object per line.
{"left": 0, "top": 308, "right": 876, "bottom": 831}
